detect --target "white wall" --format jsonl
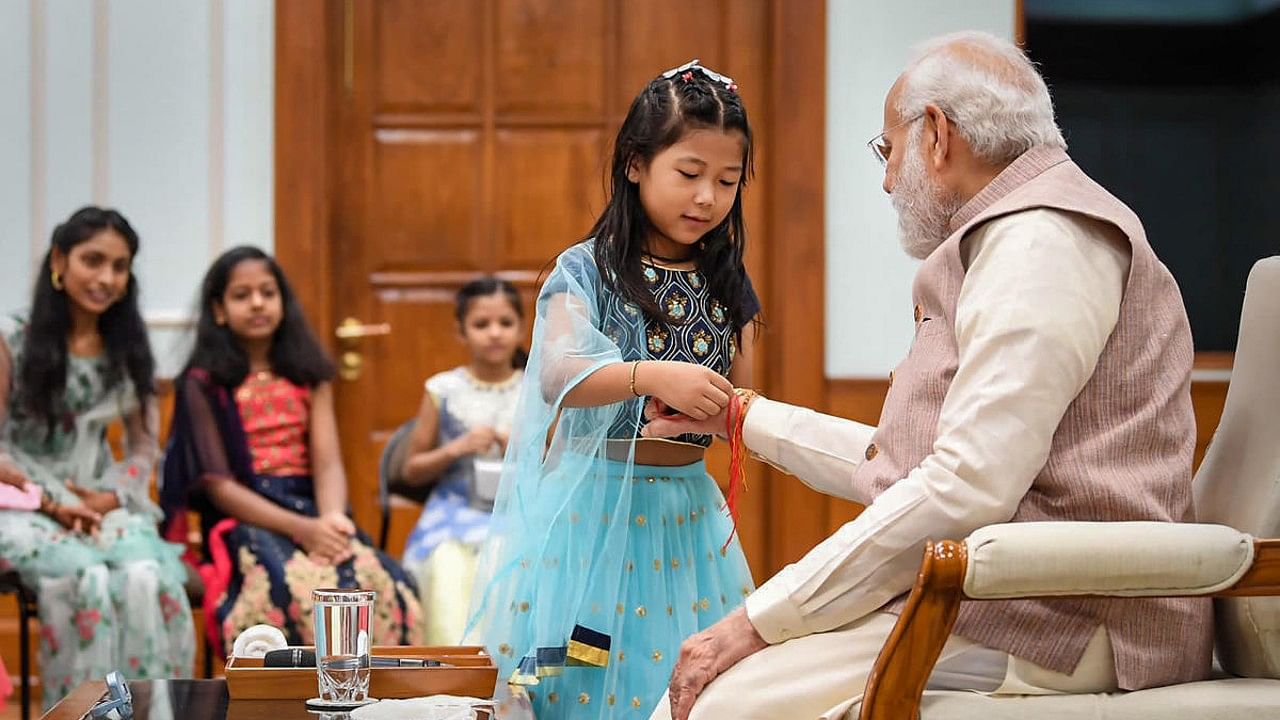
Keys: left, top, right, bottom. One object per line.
{"left": 0, "top": 0, "right": 274, "bottom": 377}
{"left": 825, "top": 0, "right": 1015, "bottom": 378}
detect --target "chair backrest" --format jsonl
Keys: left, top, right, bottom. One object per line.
{"left": 380, "top": 418, "right": 430, "bottom": 505}
{"left": 1193, "top": 255, "right": 1280, "bottom": 678}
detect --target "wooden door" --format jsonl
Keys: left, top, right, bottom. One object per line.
{"left": 276, "top": 0, "right": 827, "bottom": 579}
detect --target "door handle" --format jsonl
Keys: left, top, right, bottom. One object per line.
{"left": 334, "top": 318, "right": 391, "bottom": 380}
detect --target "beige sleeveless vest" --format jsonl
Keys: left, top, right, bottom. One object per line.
{"left": 853, "top": 146, "right": 1210, "bottom": 690}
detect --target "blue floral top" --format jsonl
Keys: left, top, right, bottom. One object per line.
{"left": 602, "top": 262, "right": 759, "bottom": 447}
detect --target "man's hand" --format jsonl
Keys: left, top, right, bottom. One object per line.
{"left": 667, "top": 607, "right": 769, "bottom": 720}
{"left": 639, "top": 398, "right": 729, "bottom": 440}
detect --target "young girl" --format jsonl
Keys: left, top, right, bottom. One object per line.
{"left": 399, "top": 278, "right": 526, "bottom": 645}
{"left": 0, "top": 206, "right": 193, "bottom": 708}
{"left": 161, "top": 246, "right": 422, "bottom": 654}
{"left": 468, "top": 60, "right": 760, "bottom": 718}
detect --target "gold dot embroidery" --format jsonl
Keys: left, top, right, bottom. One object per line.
{"left": 570, "top": 512, "right": 580, "bottom": 524}
{"left": 635, "top": 515, "right": 647, "bottom": 527}
{"left": 636, "top": 605, "right": 647, "bottom": 617}
{"left": 690, "top": 511, "right": 698, "bottom": 522}
{"left": 548, "top": 692, "right": 558, "bottom": 704}
{"left": 519, "top": 601, "right": 530, "bottom": 612}
{"left": 618, "top": 651, "right": 626, "bottom": 662}
{"left": 653, "top": 559, "right": 662, "bottom": 571}
{"left": 652, "top": 650, "right": 663, "bottom": 663}
{"left": 646, "top": 476, "right": 657, "bottom": 483}
{"left": 720, "top": 547, "right": 728, "bottom": 557}
{"left": 700, "top": 598, "right": 711, "bottom": 610}
{"left": 671, "top": 557, "right": 681, "bottom": 569}
{"left": 666, "top": 604, "right": 673, "bottom": 616}
{"left": 616, "top": 603, "right": 625, "bottom": 615}
{"left": 692, "top": 602, "right": 700, "bottom": 613}
{"left": 578, "top": 693, "right": 590, "bottom": 705}
{"left": 676, "top": 514, "right": 685, "bottom": 526}
{"left": 498, "top": 643, "right": 511, "bottom": 656}
{"left": 626, "top": 561, "right": 635, "bottom": 572}
{"left": 607, "top": 694, "right": 616, "bottom": 706}
{"left": 632, "top": 697, "right": 642, "bottom": 709}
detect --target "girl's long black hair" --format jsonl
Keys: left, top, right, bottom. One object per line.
{"left": 183, "top": 246, "right": 335, "bottom": 388}
{"left": 589, "top": 65, "right": 756, "bottom": 339}
{"left": 454, "top": 277, "right": 529, "bottom": 369}
{"left": 19, "top": 206, "right": 154, "bottom": 431}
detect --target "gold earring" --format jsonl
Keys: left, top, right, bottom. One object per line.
{"left": 51, "top": 269, "right": 64, "bottom": 291}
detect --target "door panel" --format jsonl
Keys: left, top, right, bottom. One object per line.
{"left": 375, "top": 0, "right": 484, "bottom": 113}
{"left": 372, "top": 130, "right": 486, "bottom": 270}
{"left": 494, "top": 0, "right": 608, "bottom": 118}
{"left": 493, "top": 129, "right": 605, "bottom": 268}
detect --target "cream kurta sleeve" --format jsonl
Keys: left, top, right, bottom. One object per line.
{"left": 742, "top": 209, "right": 1132, "bottom": 643}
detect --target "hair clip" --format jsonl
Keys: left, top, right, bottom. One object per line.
{"left": 660, "top": 58, "right": 738, "bottom": 92}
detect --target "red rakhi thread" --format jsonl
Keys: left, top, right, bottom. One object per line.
{"left": 721, "top": 391, "right": 749, "bottom": 553}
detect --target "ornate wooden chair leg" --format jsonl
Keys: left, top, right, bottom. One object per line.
{"left": 860, "top": 541, "right": 968, "bottom": 720}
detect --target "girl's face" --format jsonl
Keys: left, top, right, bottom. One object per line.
{"left": 628, "top": 127, "right": 745, "bottom": 258}
{"left": 214, "top": 259, "right": 284, "bottom": 342}
{"left": 459, "top": 293, "right": 522, "bottom": 368}
{"left": 51, "top": 230, "right": 132, "bottom": 318}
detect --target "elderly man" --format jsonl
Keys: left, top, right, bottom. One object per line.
{"left": 644, "top": 31, "right": 1209, "bottom": 720}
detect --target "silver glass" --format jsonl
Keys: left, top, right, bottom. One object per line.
{"left": 312, "top": 588, "right": 376, "bottom": 704}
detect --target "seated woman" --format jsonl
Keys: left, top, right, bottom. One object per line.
{"left": 0, "top": 206, "right": 193, "bottom": 709}
{"left": 399, "top": 278, "right": 525, "bottom": 644}
{"left": 162, "top": 246, "right": 422, "bottom": 654}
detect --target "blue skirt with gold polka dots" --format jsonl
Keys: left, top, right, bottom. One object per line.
{"left": 482, "top": 458, "right": 755, "bottom": 718}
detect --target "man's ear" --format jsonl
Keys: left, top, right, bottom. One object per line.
{"left": 923, "top": 103, "right": 951, "bottom": 171}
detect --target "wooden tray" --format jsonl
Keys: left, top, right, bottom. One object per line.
{"left": 225, "top": 645, "right": 499, "bottom": 700}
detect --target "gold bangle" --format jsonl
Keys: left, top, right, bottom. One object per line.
{"left": 629, "top": 361, "right": 642, "bottom": 397}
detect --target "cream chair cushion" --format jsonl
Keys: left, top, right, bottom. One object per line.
{"left": 963, "top": 522, "right": 1253, "bottom": 599}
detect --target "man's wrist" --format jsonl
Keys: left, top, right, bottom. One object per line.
{"left": 717, "top": 607, "right": 770, "bottom": 672}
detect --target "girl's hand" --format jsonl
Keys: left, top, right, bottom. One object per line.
{"left": 0, "top": 462, "right": 27, "bottom": 489}
{"left": 451, "top": 426, "right": 500, "bottom": 458}
{"left": 297, "top": 516, "right": 353, "bottom": 565}
{"left": 640, "top": 397, "right": 728, "bottom": 439}
{"left": 51, "top": 503, "right": 102, "bottom": 535}
{"left": 65, "top": 481, "right": 121, "bottom": 515}
{"left": 641, "top": 362, "right": 732, "bottom": 421}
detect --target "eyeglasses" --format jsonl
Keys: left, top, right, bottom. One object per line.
{"left": 867, "top": 113, "right": 924, "bottom": 167}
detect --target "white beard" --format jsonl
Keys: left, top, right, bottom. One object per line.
{"left": 891, "top": 130, "right": 963, "bottom": 260}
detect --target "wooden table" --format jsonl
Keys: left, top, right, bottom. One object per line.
{"left": 42, "top": 679, "right": 532, "bottom": 719}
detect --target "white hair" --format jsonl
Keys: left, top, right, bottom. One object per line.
{"left": 897, "top": 31, "right": 1066, "bottom": 164}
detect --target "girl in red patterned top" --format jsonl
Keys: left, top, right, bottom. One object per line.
{"left": 162, "top": 246, "right": 422, "bottom": 655}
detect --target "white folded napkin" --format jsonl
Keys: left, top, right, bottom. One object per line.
{"left": 230, "top": 623, "right": 288, "bottom": 658}
{"left": 351, "top": 696, "right": 489, "bottom": 720}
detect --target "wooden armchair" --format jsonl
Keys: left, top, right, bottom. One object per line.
{"left": 859, "top": 256, "right": 1280, "bottom": 719}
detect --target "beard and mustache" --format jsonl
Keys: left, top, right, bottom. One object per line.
{"left": 890, "top": 125, "right": 964, "bottom": 260}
